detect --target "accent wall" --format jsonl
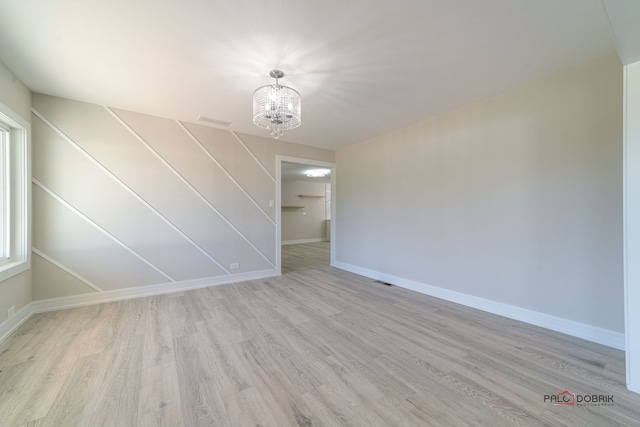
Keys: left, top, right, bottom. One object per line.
{"left": 31, "top": 94, "right": 333, "bottom": 300}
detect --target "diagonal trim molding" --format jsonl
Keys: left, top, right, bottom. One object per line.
{"left": 33, "top": 178, "right": 175, "bottom": 282}
{"left": 107, "top": 107, "right": 275, "bottom": 268}
{"left": 32, "top": 248, "right": 103, "bottom": 292}
{"left": 32, "top": 107, "right": 231, "bottom": 275}
{"left": 232, "top": 131, "right": 276, "bottom": 183}
{"left": 178, "top": 121, "right": 275, "bottom": 225}
{"left": 333, "top": 261, "right": 625, "bottom": 350}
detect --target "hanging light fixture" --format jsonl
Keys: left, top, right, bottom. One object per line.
{"left": 253, "top": 70, "right": 301, "bottom": 139}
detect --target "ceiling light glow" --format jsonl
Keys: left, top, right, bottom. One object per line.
{"left": 305, "top": 169, "right": 330, "bottom": 177}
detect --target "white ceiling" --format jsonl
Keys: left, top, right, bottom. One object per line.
{"left": 0, "top": 0, "right": 633, "bottom": 150}
{"left": 601, "top": 0, "right": 640, "bottom": 65}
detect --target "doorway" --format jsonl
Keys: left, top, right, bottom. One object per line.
{"left": 276, "top": 156, "right": 336, "bottom": 275}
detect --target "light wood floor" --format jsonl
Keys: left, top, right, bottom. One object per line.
{"left": 282, "top": 241, "right": 330, "bottom": 274}
{"left": 1, "top": 262, "right": 640, "bottom": 425}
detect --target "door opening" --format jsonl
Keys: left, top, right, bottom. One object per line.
{"left": 276, "top": 156, "right": 336, "bottom": 275}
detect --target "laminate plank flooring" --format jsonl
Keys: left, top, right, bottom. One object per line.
{"left": 1, "top": 263, "right": 640, "bottom": 426}
{"left": 282, "top": 241, "right": 330, "bottom": 274}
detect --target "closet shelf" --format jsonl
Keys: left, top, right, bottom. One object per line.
{"left": 297, "top": 195, "right": 325, "bottom": 198}
{"left": 282, "top": 205, "right": 305, "bottom": 209}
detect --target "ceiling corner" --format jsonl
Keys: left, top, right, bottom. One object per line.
{"left": 600, "top": 0, "right": 640, "bottom": 65}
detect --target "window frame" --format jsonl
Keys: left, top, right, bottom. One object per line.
{"left": 0, "top": 123, "right": 8, "bottom": 261}
{"left": 0, "top": 100, "right": 30, "bottom": 281}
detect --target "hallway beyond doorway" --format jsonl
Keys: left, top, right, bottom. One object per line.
{"left": 281, "top": 241, "right": 330, "bottom": 274}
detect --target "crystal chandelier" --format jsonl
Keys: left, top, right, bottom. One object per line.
{"left": 252, "top": 70, "right": 301, "bottom": 139}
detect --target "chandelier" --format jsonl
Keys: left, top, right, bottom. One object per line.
{"left": 252, "top": 70, "right": 301, "bottom": 139}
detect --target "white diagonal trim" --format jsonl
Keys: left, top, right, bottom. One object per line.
{"left": 33, "top": 179, "right": 176, "bottom": 282}
{"left": 32, "top": 247, "right": 104, "bottom": 293}
{"left": 231, "top": 131, "right": 276, "bottom": 182}
{"left": 31, "top": 108, "right": 231, "bottom": 275}
{"left": 107, "top": 107, "right": 275, "bottom": 268}
{"left": 178, "top": 121, "right": 275, "bottom": 225}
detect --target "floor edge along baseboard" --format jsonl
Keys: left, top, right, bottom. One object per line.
{"left": 0, "top": 268, "right": 278, "bottom": 344}
{"left": 332, "top": 260, "right": 625, "bottom": 351}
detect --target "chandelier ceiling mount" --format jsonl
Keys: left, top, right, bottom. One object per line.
{"left": 252, "top": 69, "right": 301, "bottom": 139}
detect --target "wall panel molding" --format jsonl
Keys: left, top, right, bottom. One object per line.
{"left": 107, "top": 107, "right": 275, "bottom": 268}
{"left": 29, "top": 93, "right": 333, "bottom": 301}
{"left": 33, "top": 178, "right": 175, "bottom": 282}
{"left": 182, "top": 122, "right": 277, "bottom": 226}
{"left": 32, "top": 248, "right": 103, "bottom": 292}
{"left": 32, "top": 106, "right": 231, "bottom": 275}
{"left": 232, "top": 131, "right": 276, "bottom": 182}
{"left": 179, "top": 121, "right": 275, "bottom": 225}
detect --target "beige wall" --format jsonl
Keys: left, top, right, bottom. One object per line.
{"left": 31, "top": 94, "right": 333, "bottom": 299}
{"left": 0, "top": 270, "right": 31, "bottom": 326}
{"left": 0, "top": 62, "right": 31, "bottom": 120}
{"left": 336, "top": 54, "right": 624, "bottom": 332}
{"left": 282, "top": 180, "right": 327, "bottom": 243}
{"left": 0, "top": 61, "right": 32, "bottom": 327}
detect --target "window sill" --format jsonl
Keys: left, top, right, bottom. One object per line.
{"left": 0, "top": 259, "right": 30, "bottom": 282}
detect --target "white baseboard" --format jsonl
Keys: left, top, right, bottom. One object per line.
{"left": 3, "top": 262, "right": 626, "bottom": 352}
{"left": 333, "top": 261, "right": 625, "bottom": 350}
{"left": 282, "top": 238, "right": 328, "bottom": 245}
{"left": 628, "top": 383, "right": 640, "bottom": 394}
{"left": 0, "top": 303, "right": 34, "bottom": 344}
{"left": 0, "top": 269, "right": 278, "bottom": 344}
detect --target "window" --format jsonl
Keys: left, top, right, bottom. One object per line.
{"left": 0, "top": 124, "right": 8, "bottom": 260}
{"left": 0, "top": 101, "right": 30, "bottom": 281}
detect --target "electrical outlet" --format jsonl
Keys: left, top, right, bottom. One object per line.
{"left": 230, "top": 263, "right": 240, "bottom": 270}
{"left": 269, "top": 200, "right": 275, "bottom": 208}
{"left": 8, "top": 306, "right": 15, "bottom": 319}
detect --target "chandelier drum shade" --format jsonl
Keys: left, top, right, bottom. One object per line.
{"left": 252, "top": 70, "right": 301, "bottom": 139}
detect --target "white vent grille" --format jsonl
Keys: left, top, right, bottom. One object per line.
{"left": 197, "top": 115, "right": 232, "bottom": 126}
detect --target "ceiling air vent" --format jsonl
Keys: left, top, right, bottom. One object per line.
{"left": 197, "top": 115, "right": 232, "bottom": 127}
